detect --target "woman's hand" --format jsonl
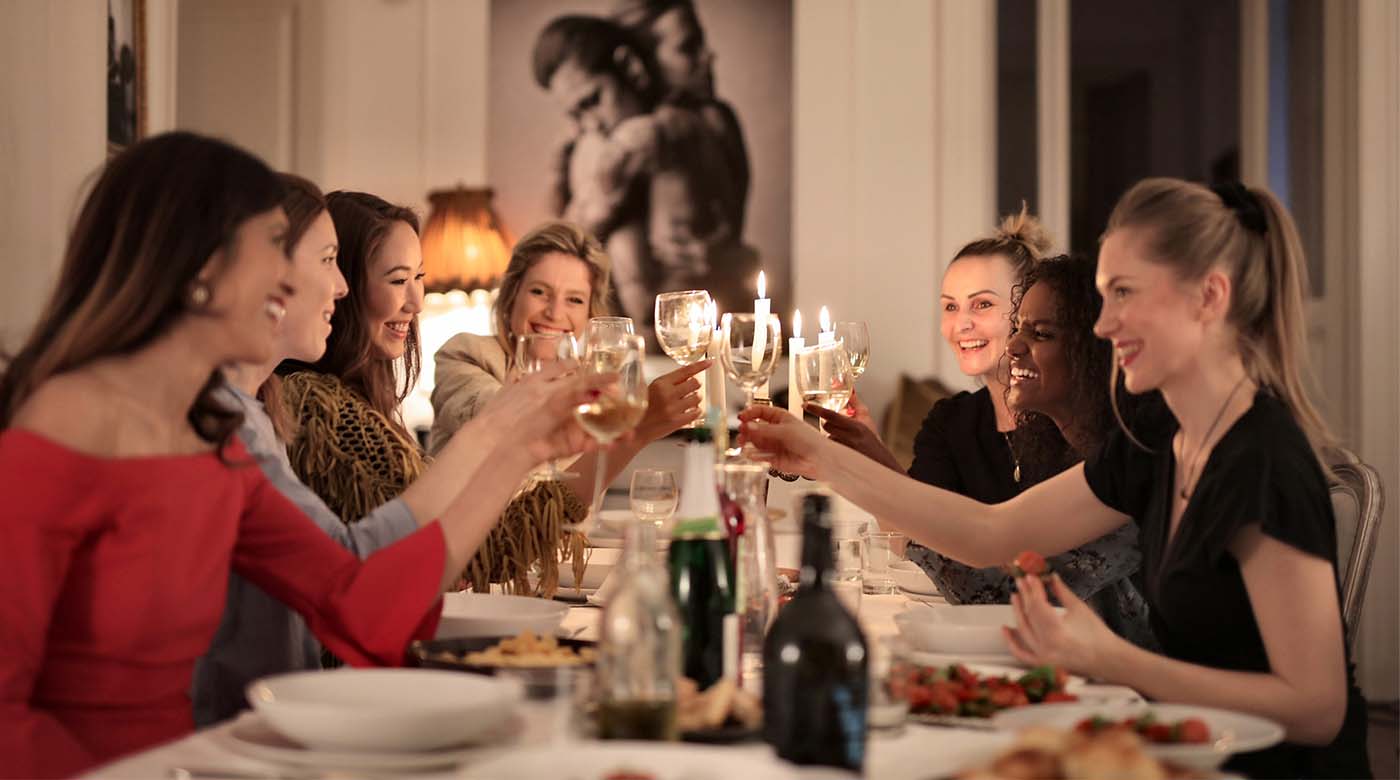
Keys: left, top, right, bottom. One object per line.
{"left": 635, "top": 360, "right": 709, "bottom": 441}
{"left": 806, "top": 393, "right": 902, "bottom": 472}
{"left": 477, "top": 365, "right": 611, "bottom": 465}
{"left": 1004, "top": 573, "right": 1121, "bottom": 677}
{"left": 737, "top": 404, "right": 828, "bottom": 478}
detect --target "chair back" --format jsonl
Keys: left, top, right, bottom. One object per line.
{"left": 1329, "top": 450, "right": 1385, "bottom": 651}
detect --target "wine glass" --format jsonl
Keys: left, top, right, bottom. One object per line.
{"left": 834, "top": 321, "right": 870, "bottom": 380}
{"left": 572, "top": 333, "right": 649, "bottom": 531}
{"left": 794, "top": 341, "right": 854, "bottom": 433}
{"left": 654, "top": 291, "right": 714, "bottom": 429}
{"left": 719, "top": 312, "right": 782, "bottom": 407}
{"left": 587, "top": 316, "right": 635, "bottom": 341}
{"left": 516, "top": 332, "right": 583, "bottom": 479}
{"left": 629, "top": 468, "right": 678, "bottom": 530}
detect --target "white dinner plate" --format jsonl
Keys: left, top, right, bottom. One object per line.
{"left": 219, "top": 712, "right": 494, "bottom": 771}
{"left": 890, "top": 560, "right": 940, "bottom": 595}
{"left": 458, "top": 743, "right": 799, "bottom": 780}
{"left": 991, "top": 701, "right": 1285, "bottom": 770}
{"left": 437, "top": 591, "right": 569, "bottom": 639}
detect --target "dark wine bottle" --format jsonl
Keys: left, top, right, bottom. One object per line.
{"left": 762, "top": 493, "right": 868, "bottom": 770}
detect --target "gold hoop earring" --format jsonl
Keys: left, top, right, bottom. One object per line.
{"left": 189, "top": 281, "right": 212, "bottom": 307}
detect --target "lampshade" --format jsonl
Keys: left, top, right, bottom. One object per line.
{"left": 420, "top": 187, "right": 512, "bottom": 293}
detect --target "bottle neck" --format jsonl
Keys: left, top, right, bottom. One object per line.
{"left": 673, "top": 439, "right": 723, "bottom": 538}
{"left": 799, "top": 521, "right": 834, "bottom": 590}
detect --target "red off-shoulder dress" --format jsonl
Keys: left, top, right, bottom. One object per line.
{"left": 0, "top": 430, "right": 446, "bottom": 778}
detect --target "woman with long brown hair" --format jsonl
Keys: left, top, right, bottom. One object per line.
{"left": 741, "top": 178, "right": 1370, "bottom": 778}
{"left": 0, "top": 133, "right": 604, "bottom": 777}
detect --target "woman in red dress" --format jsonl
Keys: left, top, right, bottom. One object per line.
{"left": 0, "top": 132, "right": 602, "bottom": 778}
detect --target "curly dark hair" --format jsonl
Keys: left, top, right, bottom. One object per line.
{"left": 1001, "top": 253, "right": 1118, "bottom": 480}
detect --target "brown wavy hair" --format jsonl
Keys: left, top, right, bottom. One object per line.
{"left": 257, "top": 173, "right": 329, "bottom": 442}
{"left": 0, "top": 131, "right": 284, "bottom": 452}
{"left": 492, "top": 220, "right": 613, "bottom": 368}
{"left": 313, "top": 191, "right": 421, "bottom": 437}
{"left": 1104, "top": 178, "right": 1333, "bottom": 464}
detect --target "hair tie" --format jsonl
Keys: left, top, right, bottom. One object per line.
{"left": 1210, "top": 181, "right": 1268, "bottom": 235}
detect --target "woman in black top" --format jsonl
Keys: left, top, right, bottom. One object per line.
{"left": 742, "top": 178, "right": 1369, "bottom": 778}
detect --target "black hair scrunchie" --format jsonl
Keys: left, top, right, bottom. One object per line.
{"left": 1210, "top": 181, "right": 1268, "bottom": 235}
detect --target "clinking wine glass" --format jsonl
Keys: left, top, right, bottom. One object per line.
{"left": 834, "top": 321, "right": 870, "bottom": 380}
{"left": 794, "top": 341, "right": 853, "bottom": 434}
{"left": 571, "top": 333, "right": 649, "bottom": 531}
{"left": 654, "top": 291, "right": 714, "bottom": 428}
{"left": 516, "top": 332, "right": 583, "bottom": 479}
{"left": 719, "top": 312, "right": 782, "bottom": 408}
{"left": 587, "top": 316, "right": 635, "bottom": 341}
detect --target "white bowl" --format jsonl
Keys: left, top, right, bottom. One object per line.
{"left": 895, "top": 604, "right": 1059, "bottom": 656}
{"left": 559, "top": 547, "right": 621, "bottom": 590}
{"left": 246, "top": 669, "right": 522, "bottom": 752}
{"left": 436, "top": 592, "right": 568, "bottom": 639}
{"left": 991, "top": 701, "right": 1285, "bottom": 770}
{"left": 890, "top": 559, "right": 940, "bottom": 595}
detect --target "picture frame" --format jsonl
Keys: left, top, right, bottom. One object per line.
{"left": 107, "top": 0, "right": 147, "bottom": 154}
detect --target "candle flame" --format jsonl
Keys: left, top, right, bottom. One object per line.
{"left": 793, "top": 309, "right": 802, "bottom": 339}
{"left": 819, "top": 306, "right": 832, "bottom": 333}
{"left": 757, "top": 270, "right": 767, "bottom": 299}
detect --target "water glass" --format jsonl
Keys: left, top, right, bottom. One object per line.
{"left": 868, "top": 636, "right": 911, "bottom": 734}
{"left": 830, "top": 522, "right": 864, "bottom": 615}
{"left": 629, "top": 468, "right": 678, "bottom": 529}
{"left": 861, "top": 530, "right": 906, "bottom": 595}
{"left": 506, "top": 666, "right": 596, "bottom": 745}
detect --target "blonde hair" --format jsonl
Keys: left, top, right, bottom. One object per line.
{"left": 492, "top": 221, "right": 613, "bottom": 365}
{"left": 951, "top": 202, "right": 1055, "bottom": 280}
{"left": 1104, "top": 177, "right": 1334, "bottom": 464}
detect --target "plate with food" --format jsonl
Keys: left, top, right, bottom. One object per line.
{"left": 953, "top": 723, "right": 1246, "bottom": 779}
{"left": 890, "top": 662, "right": 1085, "bottom": 729}
{"left": 457, "top": 743, "right": 798, "bottom": 780}
{"left": 676, "top": 677, "right": 762, "bottom": 744}
{"left": 991, "top": 702, "right": 1285, "bottom": 770}
{"left": 411, "top": 631, "right": 597, "bottom": 674}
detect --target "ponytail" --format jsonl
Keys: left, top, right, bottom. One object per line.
{"left": 951, "top": 201, "right": 1054, "bottom": 281}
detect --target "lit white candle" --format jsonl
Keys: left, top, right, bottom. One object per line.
{"left": 706, "top": 300, "right": 728, "bottom": 447}
{"left": 753, "top": 271, "right": 770, "bottom": 399}
{"left": 818, "top": 306, "right": 835, "bottom": 345}
{"left": 788, "top": 309, "right": 805, "bottom": 416}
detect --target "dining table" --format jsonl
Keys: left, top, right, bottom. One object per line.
{"left": 82, "top": 490, "right": 1140, "bottom": 780}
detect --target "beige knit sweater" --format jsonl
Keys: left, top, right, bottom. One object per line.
{"left": 428, "top": 332, "right": 507, "bottom": 457}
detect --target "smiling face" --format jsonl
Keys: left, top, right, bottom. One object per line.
{"left": 1094, "top": 228, "right": 1207, "bottom": 394}
{"left": 275, "top": 210, "right": 347, "bottom": 363}
{"left": 939, "top": 254, "right": 1019, "bottom": 379}
{"left": 200, "top": 206, "right": 291, "bottom": 365}
{"left": 362, "top": 220, "right": 424, "bottom": 361}
{"left": 1005, "top": 281, "right": 1074, "bottom": 419}
{"left": 508, "top": 251, "right": 593, "bottom": 348}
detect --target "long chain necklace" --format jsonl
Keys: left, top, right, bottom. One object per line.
{"left": 1176, "top": 375, "right": 1251, "bottom": 500}
{"left": 1003, "top": 431, "right": 1021, "bottom": 483}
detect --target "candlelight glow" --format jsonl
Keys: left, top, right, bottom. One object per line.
{"left": 819, "top": 306, "right": 832, "bottom": 333}
{"left": 757, "top": 270, "right": 767, "bottom": 300}
{"left": 707, "top": 299, "right": 718, "bottom": 330}
{"left": 793, "top": 309, "right": 803, "bottom": 339}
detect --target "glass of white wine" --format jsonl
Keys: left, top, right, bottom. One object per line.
{"left": 834, "top": 321, "right": 870, "bottom": 380}
{"left": 654, "top": 291, "right": 714, "bottom": 429}
{"left": 719, "top": 312, "right": 782, "bottom": 407}
{"left": 587, "top": 316, "right": 635, "bottom": 341}
{"left": 794, "top": 341, "right": 854, "bottom": 432}
{"left": 572, "top": 332, "right": 650, "bottom": 531}
{"left": 516, "top": 332, "right": 582, "bottom": 480}
{"left": 629, "top": 468, "right": 678, "bottom": 530}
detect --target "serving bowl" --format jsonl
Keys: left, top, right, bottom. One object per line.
{"left": 894, "top": 603, "right": 1060, "bottom": 656}
{"left": 436, "top": 592, "right": 568, "bottom": 639}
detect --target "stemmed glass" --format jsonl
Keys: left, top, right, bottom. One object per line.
{"left": 719, "top": 312, "right": 782, "bottom": 408}
{"left": 793, "top": 341, "right": 854, "bottom": 433}
{"left": 654, "top": 291, "right": 714, "bottom": 429}
{"left": 571, "top": 332, "right": 650, "bottom": 531}
{"left": 516, "top": 332, "right": 582, "bottom": 479}
{"left": 587, "top": 316, "right": 635, "bottom": 341}
{"left": 629, "top": 468, "right": 678, "bottom": 530}
{"left": 834, "top": 321, "right": 870, "bottom": 380}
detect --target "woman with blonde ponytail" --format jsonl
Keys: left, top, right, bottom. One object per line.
{"left": 739, "top": 178, "right": 1370, "bottom": 778}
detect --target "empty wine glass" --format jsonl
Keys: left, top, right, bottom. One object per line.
{"left": 834, "top": 321, "right": 870, "bottom": 380}
{"left": 794, "top": 341, "right": 853, "bottom": 433}
{"left": 571, "top": 333, "right": 649, "bottom": 531}
{"left": 587, "top": 316, "right": 635, "bottom": 341}
{"left": 516, "top": 332, "right": 583, "bottom": 479}
{"left": 629, "top": 469, "right": 678, "bottom": 530}
{"left": 719, "top": 312, "right": 782, "bottom": 408}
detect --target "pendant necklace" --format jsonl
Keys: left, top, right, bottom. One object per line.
{"left": 1003, "top": 431, "right": 1021, "bottom": 483}
{"left": 1177, "top": 375, "right": 1250, "bottom": 500}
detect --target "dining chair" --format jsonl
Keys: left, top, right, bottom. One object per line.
{"left": 1328, "top": 448, "right": 1386, "bottom": 652}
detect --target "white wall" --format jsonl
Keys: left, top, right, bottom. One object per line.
{"left": 0, "top": 1, "right": 105, "bottom": 352}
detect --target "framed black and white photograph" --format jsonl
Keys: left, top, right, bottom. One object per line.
{"left": 489, "top": 0, "right": 793, "bottom": 331}
{"left": 107, "top": 0, "right": 146, "bottom": 152}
